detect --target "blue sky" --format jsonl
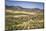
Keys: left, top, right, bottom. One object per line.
{"left": 5, "top": 0, "right": 44, "bottom": 9}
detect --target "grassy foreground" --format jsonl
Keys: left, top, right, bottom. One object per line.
{"left": 5, "top": 10, "right": 44, "bottom": 30}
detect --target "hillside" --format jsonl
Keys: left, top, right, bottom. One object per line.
{"left": 5, "top": 6, "right": 44, "bottom": 30}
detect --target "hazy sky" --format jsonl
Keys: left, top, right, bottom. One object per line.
{"left": 5, "top": 0, "right": 44, "bottom": 9}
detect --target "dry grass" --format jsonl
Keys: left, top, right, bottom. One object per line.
{"left": 5, "top": 10, "right": 44, "bottom": 30}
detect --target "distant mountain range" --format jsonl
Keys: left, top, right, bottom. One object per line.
{"left": 5, "top": 5, "right": 44, "bottom": 12}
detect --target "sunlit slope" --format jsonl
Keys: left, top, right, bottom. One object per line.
{"left": 6, "top": 10, "right": 36, "bottom": 18}
{"left": 6, "top": 10, "right": 36, "bottom": 15}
